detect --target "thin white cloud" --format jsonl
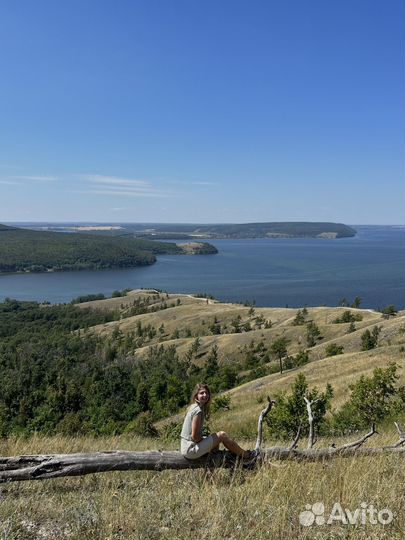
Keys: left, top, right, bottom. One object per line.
{"left": 14, "top": 175, "right": 58, "bottom": 182}
{"left": 76, "top": 174, "right": 178, "bottom": 198}
{"left": 165, "top": 179, "right": 220, "bottom": 187}
{"left": 0, "top": 180, "right": 16, "bottom": 185}
{"left": 79, "top": 174, "right": 149, "bottom": 187}
{"left": 78, "top": 189, "right": 175, "bottom": 198}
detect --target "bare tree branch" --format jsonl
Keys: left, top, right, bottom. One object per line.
{"left": 304, "top": 397, "right": 319, "bottom": 449}
{"left": 394, "top": 421, "right": 405, "bottom": 445}
{"left": 255, "top": 396, "right": 275, "bottom": 452}
{"left": 336, "top": 424, "right": 377, "bottom": 450}
{"left": 288, "top": 423, "right": 302, "bottom": 451}
{"left": 382, "top": 422, "right": 405, "bottom": 449}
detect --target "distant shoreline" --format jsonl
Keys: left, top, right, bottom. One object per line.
{"left": 5, "top": 221, "right": 358, "bottom": 240}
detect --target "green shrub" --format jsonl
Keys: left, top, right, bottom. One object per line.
{"left": 266, "top": 373, "right": 333, "bottom": 440}
{"left": 71, "top": 293, "right": 106, "bottom": 304}
{"left": 325, "top": 343, "right": 344, "bottom": 357}
{"left": 292, "top": 309, "right": 307, "bottom": 326}
{"left": 361, "top": 326, "right": 381, "bottom": 350}
{"left": 332, "top": 363, "right": 400, "bottom": 434}
{"left": 306, "top": 321, "right": 322, "bottom": 347}
{"left": 112, "top": 288, "right": 131, "bottom": 298}
{"left": 292, "top": 350, "right": 310, "bottom": 367}
{"left": 211, "top": 394, "right": 231, "bottom": 413}
{"left": 381, "top": 305, "right": 398, "bottom": 318}
{"left": 125, "top": 412, "right": 159, "bottom": 438}
{"left": 333, "top": 310, "right": 363, "bottom": 323}
{"left": 160, "top": 420, "right": 182, "bottom": 441}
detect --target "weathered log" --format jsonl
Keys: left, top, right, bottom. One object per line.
{"left": 0, "top": 445, "right": 404, "bottom": 483}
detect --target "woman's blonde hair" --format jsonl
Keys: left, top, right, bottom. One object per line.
{"left": 189, "top": 383, "right": 212, "bottom": 419}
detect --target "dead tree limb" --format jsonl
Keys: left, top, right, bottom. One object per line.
{"left": 0, "top": 445, "right": 404, "bottom": 483}
{"left": 304, "top": 397, "right": 319, "bottom": 449}
{"left": 288, "top": 423, "right": 302, "bottom": 451}
{"left": 393, "top": 422, "right": 405, "bottom": 447}
{"left": 254, "top": 396, "right": 274, "bottom": 452}
{"left": 382, "top": 422, "right": 405, "bottom": 449}
{"left": 336, "top": 424, "right": 377, "bottom": 450}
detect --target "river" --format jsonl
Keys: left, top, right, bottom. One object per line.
{"left": 0, "top": 225, "right": 403, "bottom": 309}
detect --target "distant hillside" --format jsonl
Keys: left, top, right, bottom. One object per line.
{"left": 0, "top": 225, "right": 217, "bottom": 273}
{"left": 9, "top": 221, "right": 357, "bottom": 239}
{"left": 82, "top": 290, "right": 403, "bottom": 432}
{"left": 128, "top": 221, "right": 356, "bottom": 239}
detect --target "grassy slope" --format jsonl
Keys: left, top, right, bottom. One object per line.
{"left": 82, "top": 291, "right": 404, "bottom": 434}
{"left": 2, "top": 291, "right": 404, "bottom": 539}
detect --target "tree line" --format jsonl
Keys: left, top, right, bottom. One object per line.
{"left": 0, "top": 226, "right": 184, "bottom": 273}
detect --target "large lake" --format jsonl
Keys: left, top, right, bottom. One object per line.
{"left": 0, "top": 225, "right": 403, "bottom": 309}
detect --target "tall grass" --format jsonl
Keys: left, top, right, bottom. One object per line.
{"left": 0, "top": 433, "right": 403, "bottom": 539}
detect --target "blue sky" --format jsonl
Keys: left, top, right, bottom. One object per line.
{"left": 1, "top": 0, "right": 404, "bottom": 224}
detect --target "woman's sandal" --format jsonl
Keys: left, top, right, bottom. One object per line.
{"left": 241, "top": 449, "right": 260, "bottom": 467}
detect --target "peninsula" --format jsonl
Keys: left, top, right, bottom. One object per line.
{"left": 0, "top": 224, "right": 217, "bottom": 273}
{"left": 129, "top": 221, "right": 356, "bottom": 239}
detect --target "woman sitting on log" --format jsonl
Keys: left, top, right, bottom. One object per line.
{"left": 180, "top": 383, "right": 257, "bottom": 462}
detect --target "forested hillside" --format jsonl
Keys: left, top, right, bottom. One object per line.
{"left": 126, "top": 221, "right": 357, "bottom": 239}
{"left": 0, "top": 290, "right": 403, "bottom": 438}
{"left": 0, "top": 224, "right": 216, "bottom": 273}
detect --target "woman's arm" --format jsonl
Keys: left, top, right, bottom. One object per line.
{"left": 191, "top": 413, "right": 203, "bottom": 443}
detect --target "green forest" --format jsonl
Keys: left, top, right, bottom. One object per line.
{"left": 125, "top": 221, "right": 357, "bottom": 239}
{"left": 0, "top": 224, "right": 205, "bottom": 273}
{"left": 0, "top": 298, "right": 235, "bottom": 436}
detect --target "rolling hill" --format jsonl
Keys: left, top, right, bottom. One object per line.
{"left": 81, "top": 289, "right": 404, "bottom": 436}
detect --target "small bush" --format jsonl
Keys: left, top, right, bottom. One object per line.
{"left": 332, "top": 363, "right": 400, "bottom": 434}
{"left": 111, "top": 288, "right": 131, "bottom": 298}
{"left": 325, "top": 343, "right": 344, "bottom": 357}
{"left": 292, "top": 309, "right": 307, "bottom": 326}
{"left": 71, "top": 293, "right": 105, "bottom": 304}
{"left": 361, "top": 326, "right": 381, "bottom": 350}
{"left": 292, "top": 350, "right": 310, "bottom": 367}
{"left": 160, "top": 421, "right": 182, "bottom": 441}
{"left": 211, "top": 394, "right": 231, "bottom": 413}
{"left": 306, "top": 321, "right": 322, "bottom": 347}
{"left": 266, "top": 373, "right": 333, "bottom": 440}
{"left": 381, "top": 305, "right": 398, "bottom": 318}
{"left": 333, "top": 310, "right": 363, "bottom": 323}
{"left": 125, "top": 412, "right": 159, "bottom": 438}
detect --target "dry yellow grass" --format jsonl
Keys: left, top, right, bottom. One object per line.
{"left": 213, "top": 345, "right": 404, "bottom": 438}
{"left": 81, "top": 290, "right": 405, "bottom": 439}
{"left": 83, "top": 291, "right": 401, "bottom": 368}
{"left": 0, "top": 433, "right": 404, "bottom": 540}
{"left": 156, "top": 343, "right": 404, "bottom": 438}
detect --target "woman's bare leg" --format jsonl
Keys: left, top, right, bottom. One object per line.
{"left": 209, "top": 433, "right": 220, "bottom": 452}
{"left": 216, "top": 431, "right": 250, "bottom": 457}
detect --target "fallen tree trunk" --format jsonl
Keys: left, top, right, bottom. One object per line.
{"left": 1, "top": 445, "right": 404, "bottom": 483}
{"left": 2, "top": 400, "right": 404, "bottom": 484}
